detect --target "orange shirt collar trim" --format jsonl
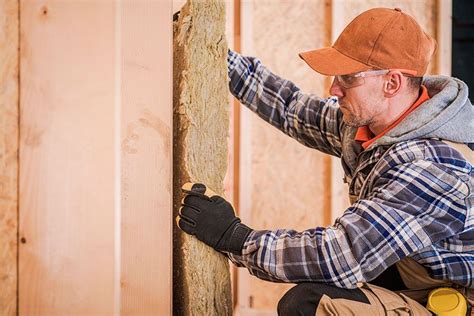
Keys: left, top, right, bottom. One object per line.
{"left": 355, "top": 85, "right": 430, "bottom": 149}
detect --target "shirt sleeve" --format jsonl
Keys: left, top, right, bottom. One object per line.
{"left": 228, "top": 49, "right": 343, "bottom": 157}
{"left": 227, "top": 158, "right": 470, "bottom": 288}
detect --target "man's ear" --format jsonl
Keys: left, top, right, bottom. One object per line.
{"left": 383, "top": 71, "right": 403, "bottom": 97}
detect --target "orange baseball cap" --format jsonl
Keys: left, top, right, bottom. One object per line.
{"left": 299, "top": 8, "right": 437, "bottom": 76}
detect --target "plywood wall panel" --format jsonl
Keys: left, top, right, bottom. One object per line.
{"left": 120, "top": 1, "right": 172, "bottom": 315}
{"left": 239, "top": 0, "right": 331, "bottom": 312}
{"left": 173, "top": 0, "right": 232, "bottom": 315}
{"left": 0, "top": 1, "right": 19, "bottom": 315}
{"left": 19, "top": 1, "right": 173, "bottom": 314}
{"left": 19, "top": 2, "right": 116, "bottom": 314}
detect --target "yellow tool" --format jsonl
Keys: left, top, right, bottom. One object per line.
{"left": 426, "top": 287, "right": 468, "bottom": 316}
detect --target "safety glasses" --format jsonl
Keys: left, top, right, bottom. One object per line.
{"left": 335, "top": 69, "right": 417, "bottom": 89}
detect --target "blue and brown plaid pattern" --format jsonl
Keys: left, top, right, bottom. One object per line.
{"left": 226, "top": 50, "right": 474, "bottom": 289}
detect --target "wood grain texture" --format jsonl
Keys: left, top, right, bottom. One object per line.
{"left": 120, "top": 1, "right": 172, "bottom": 314}
{"left": 173, "top": 0, "right": 232, "bottom": 315}
{"left": 0, "top": 1, "right": 19, "bottom": 315}
{"left": 19, "top": 2, "right": 116, "bottom": 314}
{"left": 19, "top": 1, "right": 173, "bottom": 314}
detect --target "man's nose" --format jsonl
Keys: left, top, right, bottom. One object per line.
{"left": 329, "top": 77, "right": 344, "bottom": 97}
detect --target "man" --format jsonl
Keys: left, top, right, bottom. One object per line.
{"left": 177, "top": 7, "right": 474, "bottom": 315}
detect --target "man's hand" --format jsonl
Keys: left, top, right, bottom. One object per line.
{"left": 177, "top": 183, "right": 252, "bottom": 255}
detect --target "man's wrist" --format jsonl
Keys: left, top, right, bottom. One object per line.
{"left": 225, "top": 222, "right": 252, "bottom": 255}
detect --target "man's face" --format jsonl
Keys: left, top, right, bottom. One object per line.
{"left": 329, "top": 75, "right": 386, "bottom": 127}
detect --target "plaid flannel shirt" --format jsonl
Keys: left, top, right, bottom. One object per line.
{"left": 226, "top": 50, "right": 474, "bottom": 289}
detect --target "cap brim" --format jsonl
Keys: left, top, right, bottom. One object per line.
{"left": 299, "top": 47, "right": 372, "bottom": 76}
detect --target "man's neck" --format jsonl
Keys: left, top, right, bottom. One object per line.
{"left": 368, "top": 88, "right": 421, "bottom": 135}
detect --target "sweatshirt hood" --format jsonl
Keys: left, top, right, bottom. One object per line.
{"left": 373, "top": 75, "right": 474, "bottom": 147}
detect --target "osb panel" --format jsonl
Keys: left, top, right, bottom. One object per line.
{"left": 173, "top": 0, "right": 232, "bottom": 315}
{"left": 337, "top": 0, "right": 437, "bottom": 74}
{"left": 0, "top": 1, "right": 19, "bottom": 315}
{"left": 246, "top": 0, "right": 331, "bottom": 311}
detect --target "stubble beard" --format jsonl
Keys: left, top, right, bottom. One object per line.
{"left": 342, "top": 111, "right": 374, "bottom": 128}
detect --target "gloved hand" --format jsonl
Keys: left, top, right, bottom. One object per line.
{"left": 177, "top": 183, "right": 252, "bottom": 255}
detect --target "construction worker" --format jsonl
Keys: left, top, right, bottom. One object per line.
{"left": 177, "top": 7, "right": 474, "bottom": 315}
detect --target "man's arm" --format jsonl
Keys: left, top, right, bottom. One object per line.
{"left": 177, "top": 141, "right": 472, "bottom": 288}
{"left": 227, "top": 147, "right": 471, "bottom": 288}
{"left": 228, "top": 50, "right": 343, "bottom": 157}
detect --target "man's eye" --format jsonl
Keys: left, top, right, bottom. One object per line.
{"left": 340, "top": 75, "right": 355, "bottom": 83}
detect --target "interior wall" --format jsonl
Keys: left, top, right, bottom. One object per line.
{"left": 18, "top": 1, "right": 172, "bottom": 314}
{"left": 237, "top": 0, "right": 331, "bottom": 313}
{"left": 120, "top": 2, "right": 173, "bottom": 314}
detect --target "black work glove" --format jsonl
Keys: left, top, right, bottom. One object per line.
{"left": 177, "top": 183, "right": 252, "bottom": 255}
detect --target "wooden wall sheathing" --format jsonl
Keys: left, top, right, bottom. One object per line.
{"left": 173, "top": 0, "right": 232, "bottom": 315}
{"left": 120, "top": 2, "right": 172, "bottom": 314}
{"left": 19, "top": 2, "right": 116, "bottom": 314}
{"left": 0, "top": 1, "right": 19, "bottom": 315}
{"left": 19, "top": 1, "right": 173, "bottom": 314}
{"left": 239, "top": 0, "right": 331, "bottom": 311}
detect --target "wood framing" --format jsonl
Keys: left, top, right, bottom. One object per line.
{"left": 232, "top": 0, "right": 241, "bottom": 308}
{"left": 436, "top": 0, "right": 452, "bottom": 76}
{"left": 236, "top": 0, "right": 330, "bottom": 313}
{"left": 0, "top": 1, "right": 19, "bottom": 315}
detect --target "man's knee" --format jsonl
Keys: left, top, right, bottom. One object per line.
{"left": 277, "top": 283, "right": 321, "bottom": 316}
{"left": 277, "top": 282, "right": 371, "bottom": 315}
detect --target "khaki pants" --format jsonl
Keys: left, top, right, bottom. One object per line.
{"left": 315, "top": 258, "right": 474, "bottom": 315}
{"left": 316, "top": 283, "right": 431, "bottom": 315}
